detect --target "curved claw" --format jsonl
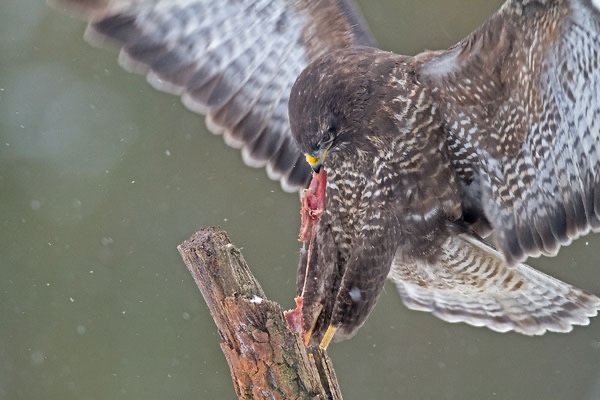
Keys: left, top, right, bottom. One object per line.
{"left": 319, "top": 325, "right": 338, "bottom": 350}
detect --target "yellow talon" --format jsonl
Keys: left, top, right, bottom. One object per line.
{"left": 319, "top": 325, "right": 338, "bottom": 350}
{"left": 303, "top": 328, "right": 314, "bottom": 346}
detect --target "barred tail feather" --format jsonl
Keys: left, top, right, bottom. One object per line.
{"left": 389, "top": 234, "right": 600, "bottom": 335}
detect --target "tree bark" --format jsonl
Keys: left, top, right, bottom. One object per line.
{"left": 177, "top": 227, "right": 343, "bottom": 400}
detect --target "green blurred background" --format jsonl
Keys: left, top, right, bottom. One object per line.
{"left": 1, "top": 1, "right": 599, "bottom": 399}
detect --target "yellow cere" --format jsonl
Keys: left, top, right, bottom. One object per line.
{"left": 305, "top": 153, "right": 320, "bottom": 166}
{"left": 305, "top": 143, "right": 331, "bottom": 166}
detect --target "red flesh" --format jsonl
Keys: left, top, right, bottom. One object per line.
{"left": 284, "top": 296, "right": 304, "bottom": 334}
{"left": 286, "top": 170, "right": 327, "bottom": 338}
{"left": 298, "top": 169, "right": 327, "bottom": 242}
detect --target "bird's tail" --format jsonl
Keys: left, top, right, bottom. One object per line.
{"left": 389, "top": 234, "right": 600, "bottom": 335}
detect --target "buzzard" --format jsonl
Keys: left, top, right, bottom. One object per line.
{"left": 51, "top": 0, "right": 600, "bottom": 348}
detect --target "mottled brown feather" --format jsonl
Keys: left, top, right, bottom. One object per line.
{"left": 291, "top": 0, "right": 600, "bottom": 342}
{"left": 419, "top": 0, "right": 600, "bottom": 264}
{"left": 49, "top": 0, "right": 600, "bottom": 342}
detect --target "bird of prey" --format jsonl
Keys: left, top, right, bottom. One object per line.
{"left": 51, "top": 0, "right": 600, "bottom": 348}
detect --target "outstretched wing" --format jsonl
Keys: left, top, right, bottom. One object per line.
{"left": 419, "top": 0, "right": 600, "bottom": 264}
{"left": 389, "top": 234, "right": 600, "bottom": 335}
{"left": 49, "top": 0, "right": 374, "bottom": 191}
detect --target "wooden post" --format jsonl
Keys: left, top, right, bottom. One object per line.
{"left": 177, "top": 227, "right": 343, "bottom": 400}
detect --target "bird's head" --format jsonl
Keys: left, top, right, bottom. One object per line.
{"left": 289, "top": 47, "right": 385, "bottom": 172}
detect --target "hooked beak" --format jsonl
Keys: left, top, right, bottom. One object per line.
{"left": 305, "top": 143, "right": 331, "bottom": 173}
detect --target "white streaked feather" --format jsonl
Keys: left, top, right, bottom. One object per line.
{"left": 118, "top": 48, "right": 150, "bottom": 75}
{"left": 56, "top": 0, "right": 360, "bottom": 192}
{"left": 389, "top": 234, "right": 600, "bottom": 335}
{"left": 147, "top": 70, "right": 184, "bottom": 95}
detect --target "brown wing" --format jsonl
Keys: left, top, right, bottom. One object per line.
{"left": 418, "top": 0, "right": 600, "bottom": 264}
{"left": 49, "top": 0, "right": 374, "bottom": 191}
{"left": 389, "top": 234, "right": 600, "bottom": 335}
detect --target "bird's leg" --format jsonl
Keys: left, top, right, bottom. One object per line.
{"left": 321, "top": 233, "right": 396, "bottom": 348}
{"left": 301, "top": 222, "right": 321, "bottom": 345}
{"left": 297, "top": 222, "right": 339, "bottom": 348}
{"left": 286, "top": 169, "right": 327, "bottom": 344}
{"left": 299, "top": 169, "right": 327, "bottom": 241}
{"left": 300, "top": 170, "right": 327, "bottom": 345}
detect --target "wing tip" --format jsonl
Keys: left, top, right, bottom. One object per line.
{"left": 181, "top": 92, "right": 209, "bottom": 116}
{"left": 241, "top": 147, "right": 268, "bottom": 169}
{"left": 399, "top": 284, "right": 600, "bottom": 336}
{"left": 280, "top": 178, "right": 302, "bottom": 193}
{"left": 55, "top": 0, "right": 333, "bottom": 196}
{"left": 495, "top": 199, "right": 600, "bottom": 265}
{"left": 206, "top": 114, "right": 225, "bottom": 136}
{"left": 393, "top": 235, "right": 600, "bottom": 337}
{"left": 147, "top": 70, "right": 184, "bottom": 96}
{"left": 118, "top": 48, "right": 149, "bottom": 75}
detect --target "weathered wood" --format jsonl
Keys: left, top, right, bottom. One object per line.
{"left": 177, "top": 227, "right": 343, "bottom": 400}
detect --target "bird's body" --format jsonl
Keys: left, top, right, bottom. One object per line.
{"left": 291, "top": 0, "right": 600, "bottom": 342}
{"left": 52, "top": 0, "right": 600, "bottom": 345}
{"left": 291, "top": 51, "right": 462, "bottom": 340}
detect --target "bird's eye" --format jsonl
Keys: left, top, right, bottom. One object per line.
{"left": 314, "top": 124, "right": 336, "bottom": 151}
{"left": 321, "top": 130, "right": 334, "bottom": 146}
